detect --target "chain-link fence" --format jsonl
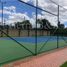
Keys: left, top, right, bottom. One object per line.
{"left": 0, "top": 0, "right": 67, "bottom": 66}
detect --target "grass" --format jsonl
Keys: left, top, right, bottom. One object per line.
{"left": 60, "top": 62, "right": 67, "bottom": 67}
{"left": 0, "top": 39, "right": 67, "bottom": 66}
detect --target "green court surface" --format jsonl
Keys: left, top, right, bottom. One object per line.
{"left": 0, "top": 38, "right": 67, "bottom": 66}
{"left": 0, "top": 40, "right": 34, "bottom": 66}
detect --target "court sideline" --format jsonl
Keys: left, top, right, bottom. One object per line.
{"left": 3, "top": 46, "right": 67, "bottom": 67}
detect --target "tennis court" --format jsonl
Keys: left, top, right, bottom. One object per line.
{"left": 0, "top": 36, "right": 67, "bottom": 66}
{"left": 0, "top": 0, "right": 67, "bottom": 67}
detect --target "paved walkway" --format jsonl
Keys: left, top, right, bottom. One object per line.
{"left": 3, "top": 47, "right": 67, "bottom": 67}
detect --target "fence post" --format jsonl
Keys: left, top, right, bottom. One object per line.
{"left": 35, "top": 0, "right": 38, "bottom": 55}
{"left": 27, "top": 25, "right": 30, "bottom": 37}
{"left": 57, "top": 5, "right": 59, "bottom": 48}
{"left": 6, "top": 25, "right": 9, "bottom": 36}
{"left": 18, "top": 27, "right": 21, "bottom": 37}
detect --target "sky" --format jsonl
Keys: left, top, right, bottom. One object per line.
{"left": 0, "top": 0, "right": 67, "bottom": 28}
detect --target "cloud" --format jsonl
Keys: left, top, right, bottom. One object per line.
{"left": 0, "top": 6, "right": 30, "bottom": 25}
{"left": 52, "top": 0, "right": 67, "bottom": 7}
{"left": 41, "top": 11, "right": 58, "bottom": 26}
{"left": 0, "top": 0, "right": 67, "bottom": 27}
{"left": 21, "top": 0, "right": 30, "bottom": 3}
{"left": 2, "top": 6, "right": 36, "bottom": 28}
{"left": 30, "top": 0, "right": 67, "bottom": 26}
{"left": 4, "top": 6, "right": 16, "bottom": 11}
{"left": 20, "top": 0, "right": 58, "bottom": 26}
{"left": 8, "top": 12, "right": 30, "bottom": 23}
{"left": 0, "top": 6, "right": 16, "bottom": 15}
{"left": 0, "top": 18, "right": 1, "bottom": 21}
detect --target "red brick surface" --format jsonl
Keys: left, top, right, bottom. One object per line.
{"left": 3, "top": 47, "right": 67, "bottom": 67}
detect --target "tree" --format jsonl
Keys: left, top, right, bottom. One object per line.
{"left": 59, "top": 24, "right": 64, "bottom": 29}
{"left": 20, "top": 20, "right": 32, "bottom": 37}
{"left": 37, "top": 19, "right": 50, "bottom": 36}
{"left": 20, "top": 20, "right": 32, "bottom": 30}
{"left": 37, "top": 18, "right": 52, "bottom": 30}
{"left": 15, "top": 22, "right": 21, "bottom": 29}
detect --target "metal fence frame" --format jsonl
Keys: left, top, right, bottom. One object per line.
{"left": 0, "top": 0, "right": 67, "bottom": 65}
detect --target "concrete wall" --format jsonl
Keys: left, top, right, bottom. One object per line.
{"left": 0, "top": 29, "right": 50, "bottom": 37}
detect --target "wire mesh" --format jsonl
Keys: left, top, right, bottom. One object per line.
{"left": 0, "top": 0, "right": 67, "bottom": 66}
